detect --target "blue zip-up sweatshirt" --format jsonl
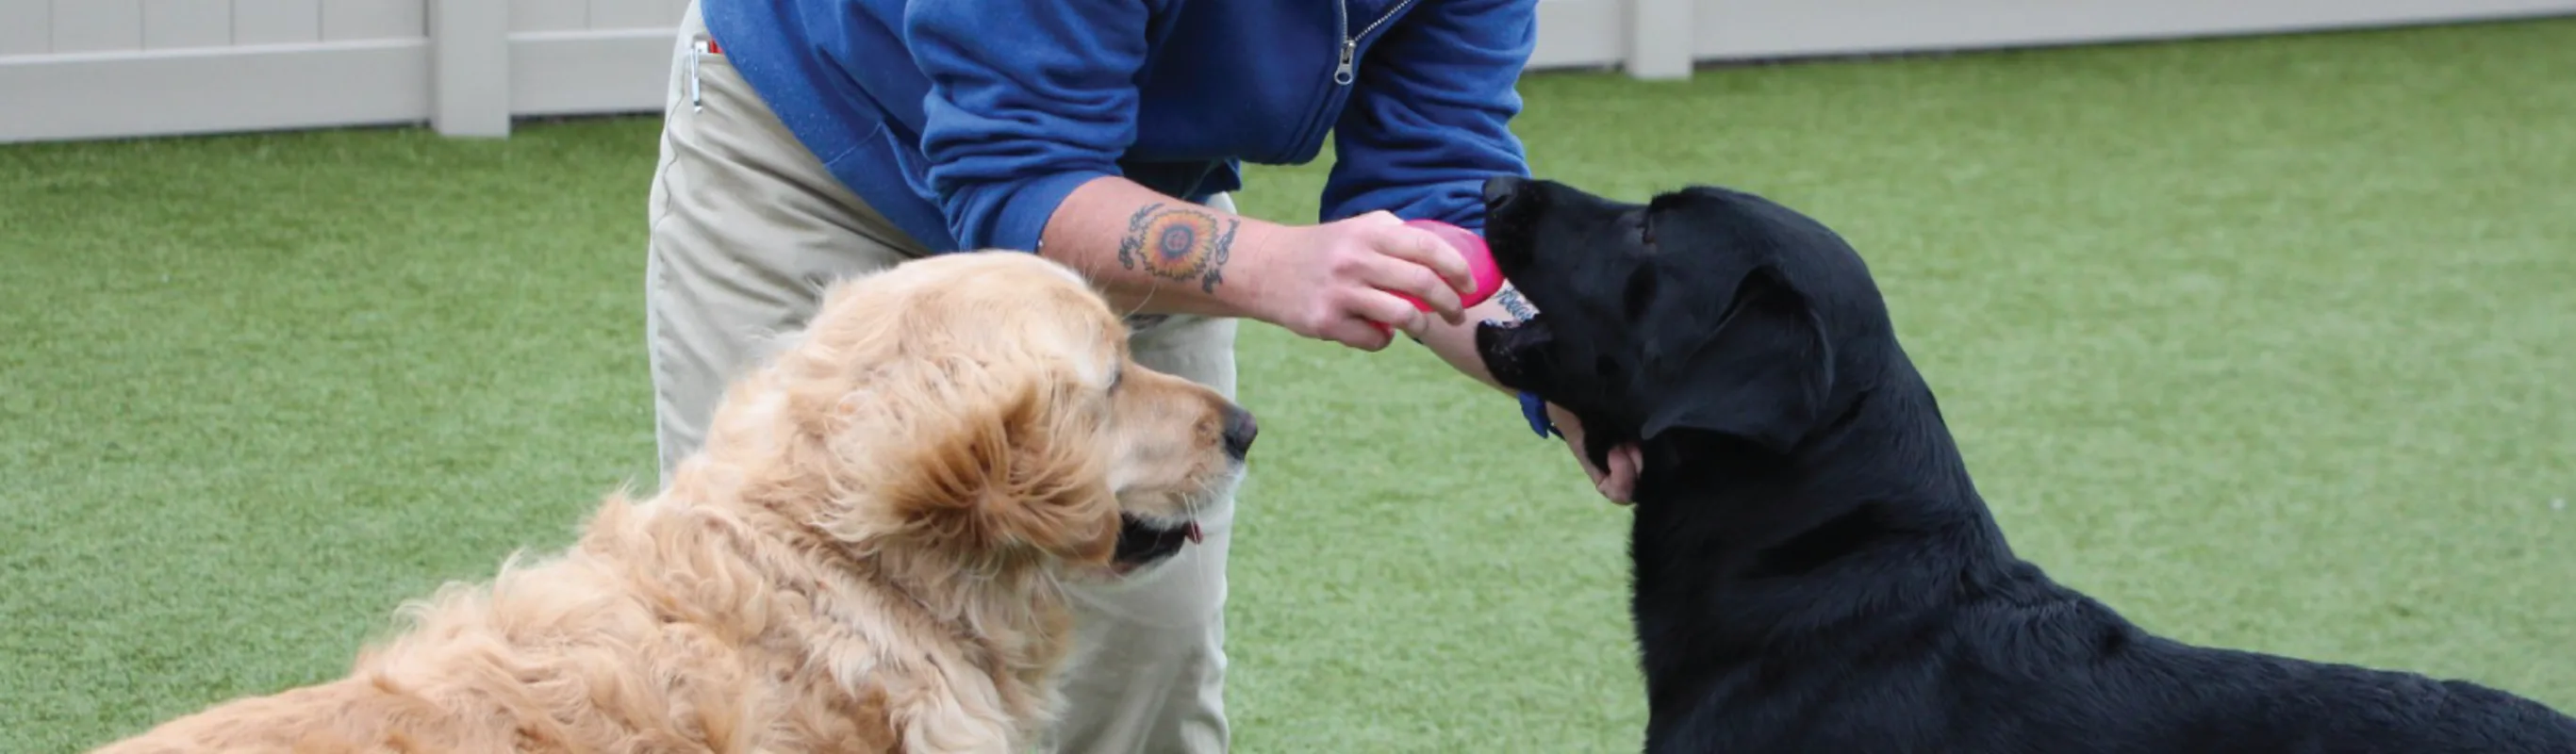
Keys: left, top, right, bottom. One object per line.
{"left": 701, "top": 0, "right": 1538, "bottom": 254}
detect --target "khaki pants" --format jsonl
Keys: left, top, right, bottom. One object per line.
{"left": 642, "top": 4, "right": 1234, "bottom": 750}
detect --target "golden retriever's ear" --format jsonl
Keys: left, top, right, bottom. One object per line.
{"left": 831, "top": 358, "right": 1119, "bottom": 565}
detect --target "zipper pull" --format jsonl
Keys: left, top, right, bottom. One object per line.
{"left": 1333, "top": 39, "right": 1357, "bottom": 85}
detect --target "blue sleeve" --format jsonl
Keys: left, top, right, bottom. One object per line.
{"left": 1318, "top": 0, "right": 1538, "bottom": 235}
{"left": 900, "top": 0, "right": 1156, "bottom": 253}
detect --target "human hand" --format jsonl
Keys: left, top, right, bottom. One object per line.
{"left": 1547, "top": 402, "right": 1642, "bottom": 504}
{"left": 1243, "top": 211, "right": 1477, "bottom": 351}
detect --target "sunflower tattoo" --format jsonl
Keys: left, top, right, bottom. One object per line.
{"left": 1118, "top": 203, "right": 1238, "bottom": 294}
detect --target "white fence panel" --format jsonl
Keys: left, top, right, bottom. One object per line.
{"left": 1690, "top": 0, "right": 2576, "bottom": 61}
{"left": 0, "top": 41, "right": 430, "bottom": 142}
{"left": 2, "top": 0, "right": 429, "bottom": 142}
{"left": 2, "top": 0, "right": 2572, "bottom": 143}
{"left": 513, "top": 0, "right": 585, "bottom": 33}
{"left": 587, "top": 0, "right": 683, "bottom": 29}
{"left": 507, "top": 0, "right": 682, "bottom": 119}
{"left": 0, "top": 0, "right": 49, "bottom": 56}
{"left": 50, "top": 0, "right": 143, "bottom": 54}
{"left": 323, "top": 0, "right": 426, "bottom": 41}
{"left": 233, "top": 0, "right": 322, "bottom": 46}
{"left": 140, "top": 0, "right": 232, "bottom": 50}
{"left": 1533, "top": 0, "right": 1626, "bottom": 69}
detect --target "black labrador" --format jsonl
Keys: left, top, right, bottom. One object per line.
{"left": 1471, "top": 175, "right": 2576, "bottom": 753}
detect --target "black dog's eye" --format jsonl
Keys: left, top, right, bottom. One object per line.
{"left": 1639, "top": 214, "right": 1656, "bottom": 247}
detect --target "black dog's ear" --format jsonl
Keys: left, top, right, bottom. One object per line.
{"left": 1640, "top": 266, "right": 1832, "bottom": 455}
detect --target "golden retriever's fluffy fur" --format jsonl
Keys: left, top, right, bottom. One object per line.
{"left": 91, "top": 252, "right": 1248, "bottom": 753}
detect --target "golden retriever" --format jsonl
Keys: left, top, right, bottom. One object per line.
{"left": 90, "top": 251, "right": 1254, "bottom": 753}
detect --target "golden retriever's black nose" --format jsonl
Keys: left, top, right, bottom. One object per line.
{"left": 1220, "top": 404, "right": 1258, "bottom": 460}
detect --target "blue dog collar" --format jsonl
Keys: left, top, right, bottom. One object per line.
{"left": 1519, "top": 390, "right": 1560, "bottom": 438}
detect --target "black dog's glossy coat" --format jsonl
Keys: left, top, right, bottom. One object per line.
{"left": 1472, "top": 176, "right": 2576, "bottom": 753}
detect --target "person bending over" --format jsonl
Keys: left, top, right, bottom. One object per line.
{"left": 641, "top": 0, "right": 1642, "bottom": 750}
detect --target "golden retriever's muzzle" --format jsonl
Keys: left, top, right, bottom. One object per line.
{"left": 1113, "top": 515, "right": 1199, "bottom": 567}
{"left": 1110, "top": 402, "right": 1254, "bottom": 570}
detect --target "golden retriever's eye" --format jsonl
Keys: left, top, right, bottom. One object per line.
{"left": 1109, "top": 368, "right": 1124, "bottom": 394}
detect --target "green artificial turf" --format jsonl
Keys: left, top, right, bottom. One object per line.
{"left": 7, "top": 17, "right": 2575, "bottom": 752}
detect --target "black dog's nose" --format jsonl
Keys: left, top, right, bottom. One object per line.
{"left": 1482, "top": 175, "right": 1524, "bottom": 211}
{"left": 1220, "top": 404, "right": 1258, "bottom": 460}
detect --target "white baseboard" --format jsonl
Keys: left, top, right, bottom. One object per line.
{"left": 508, "top": 28, "right": 672, "bottom": 118}
{"left": 0, "top": 40, "right": 432, "bottom": 143}
{"left": 0, "top": 29, "right": 675, "bottom": 143}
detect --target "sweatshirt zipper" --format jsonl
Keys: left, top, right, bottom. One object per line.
{"left": 1334, "top": 0, "right": 1419, "bottom": 85}
{"left": 1291, "top": 0, "right": 1420, "bottom": 159}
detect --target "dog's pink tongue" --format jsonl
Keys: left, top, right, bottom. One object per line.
{"left": 1185, "top": 522, "right": 1204, "bottom": 543}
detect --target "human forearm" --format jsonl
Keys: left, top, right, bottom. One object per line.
{"left": 1408, "top": 283, "right": 1537, "bottom": 394}
{"left": 1039, "top": 174, "right": 1477, "bottom": 349}
{"left": 1036, "top": 175, "right": 1286, "bottom": 320}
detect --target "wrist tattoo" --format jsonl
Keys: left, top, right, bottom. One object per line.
{"left": 1117, "top": 202, "right": 1239, "bottom": 294}
{"left": 1494, "top": 286, "right": 1538, "bottom": 321}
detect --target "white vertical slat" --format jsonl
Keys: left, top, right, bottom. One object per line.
{"left": 511, "top": 0, "right": 584, "bottom": 32}
{"left": 143, "top": 0, "right": 232, "bottom": 49}
{"left": 322, "top": 0, "right": 422, "bottom": 40}
{"left": 584, "top": 0, "right": 674, "bottom": 30}
{"left": 232, "top": 0, "right": 319, "bottom": 44}
{"left": 0, "top": 0, "right": 50, "bottom": 55}
{"left": 51, "top": 0, "right": 145, "bottom": 53}
{"left": 1625, "top": 0, "right": 1692, "bottom": 78}
{"left": 431, "top": 0, "right": 509, "bottom": 137}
